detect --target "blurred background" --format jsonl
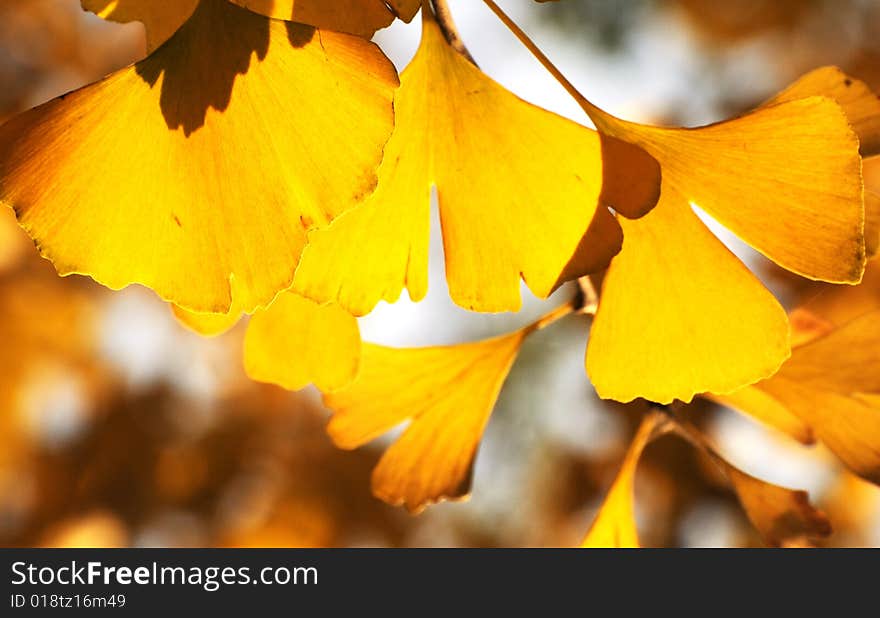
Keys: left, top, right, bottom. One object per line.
{"left": 1, "top": 0, "right": 879, "bottom": 548}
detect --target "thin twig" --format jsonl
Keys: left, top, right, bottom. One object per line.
{"left": 652, "top": 405, "right": 727, "bottom": 464}
{"left": 523, "top": 296, "right": 579, "bottom": 335}
{"left": 480, "top": 0, "right": 605, "bottom": 122}
{"left": 577, "top": 276, "right": 599, "bottom": 315}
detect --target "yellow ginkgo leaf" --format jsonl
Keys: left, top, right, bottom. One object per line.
{"left": 766, "top": 66, "right": 880, "bottom": 157}
{"left": 587, "top": 189, "right": 791, "bottom": 404}
{"left": 580, "top": 412, "right": 829, "bottom": 547}
{"left": 706, "top": 308, "right": 832, "bottom": 443}
{"left": 478, "top": 1, "right": 864, "bottom": 404}
{"left": 766, "top": 69, "right": 880, "bottom": 256}
{"left": 755, "top": 311, "right": 880, "bottom": 484}
{"left": 325, "top": 330, "right": 527, "bottom": 512}
{"left": 716, "top": 308, "right": 880, "bottom": 485}
{"left": 591, "top": 97, "right": 864, "bottom": 284}
{"left": 803, "top": 260, "right": 880, "bottom": 330}
{"left": 673, "top": 418, "right": 830, "bottom": 547}
{"left": 244, "top": 293, "right": 360, "bottom": 393}
{"left": 581, "top": 411, "right": 669, "bottom": 548}
{"left": 81, "top": 0, "right": 199, "bottom": 53}
{"left": 292, "top": 10, "right": 660, "bottom": 315}
{"left": 786, "top": 307, "right": 836, "bottom": 347}
{"left": 716, "top": 459, "right": 831, "bottom": 547}
{"left": 586, "top": 96, "right": 863, "bottom": 403}
{"left": 0, "top": 0, "right": 398, "bottom": 314}
{"left": 708, "top": 386, "right": 813, "bottom": 445}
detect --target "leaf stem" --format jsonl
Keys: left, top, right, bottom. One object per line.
{"left": 479, "top": 0, "right": 604, "bottom": 121}
{"left": 430, "top": 0, "right": 477, "bottom": 64}
{"left": 577, "top": 275, "right": 599, "bottom": 315}
{"left": 526, "top": 299, "right": 577, "bottom": 334}
{"left": 653, "top": 405, "right": 727, "bottom": 464}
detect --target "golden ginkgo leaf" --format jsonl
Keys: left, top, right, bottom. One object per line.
{"left": 708, "top": 385, "right": 814, "bottom": 445}
{"left": 586, "top": 95, "right": 862, "bottom": 404}
{"left": 802, "top": 239, "right": 880, "bottom": 329}
{"left": 244, "top": 293, "right": 361, "bottom": 393}
{"left": 478, "top": 0, "right": 864, "bottom": 403}
{"left": 292, "top": 10, "right": 659, "bottom": 315}
{"left": 590, "top": 96, "right": 864, "bottom": 284}
{"left": 587, "top": 188, "right": 792, "bottom": 405}
{"left": 1, "top": 0, "right": 398, "bottom": 314}
{"left": 766, "top": 68, "right": 880, "bottom": 257}
{"left": 715, "top": 309, "right": 880, "bottom": 485}
{"left": 581, "top": 411, "right": 669, "bottom": 548}
{"left": 705, "top": 308, "right": 832, "bottom": 443}
{"left": 580, "top": 411, "right": 829, "bottom": 547}
{"left": 758, "top": 312, "right": 880, "bottom": 485}
{"left": 81, "top": 0, "right": 199, "bottom": 53}
{"left": 766, "top": 66, "right": 880, "bottom": 157}
{"left": 325, "top": 329, "right": 527, "bottom": 512}
{"left": 715, "top": 459, "right": 831, "bottom": 547}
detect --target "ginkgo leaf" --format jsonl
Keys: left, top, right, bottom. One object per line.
{"left": 229, "top": 0, "right": 417, "bottom": 37}
{"left": 755, "top": 311, "right": 880, "bottom": 484}
{"left": 766, "top": 72, "right": 880, "bottom": 255}
{"left": 0, "top": 0, "right": 398, "bottom": 314}
{"left": 81, "top": 0, "right": 199, "bottom": 53}
{"left": 478, "top": 0, "right": 863, "bottom": 402}
{"left": 706, "top": 309, "right": 832, "bottom": 443}
{"left": 325, "top": 330, "right": 527, "bottom": 512}
{"left": 590, "top": 96, "right": 864, "bottom": 284}
{"left": 586, "top": 189, "right": 791, "bottom": 404}
{"left": 786, "top": 307, "right": 836, "bottom": 347}
{"left": 581, "top": 412, "right": 829, "bottom": 547}
{"left": 585, "top": 94, "right": 862, "bottom": 403}
{"left": 292, "top": 10, "right": 660, "bottom": 315}
{"left": 708, "top": 386, "right": 814, "bottom": 445}
{"left": 673, "top": 418, "right": 830, "bottom": 547}
{"left": 803, "top": 260, "right": 880, "bottom": 330}
{"left": 715, "top": 309, "right": 880, "bottom": 485}
{"left": 244, "top": 293, "right": 360, "bottom": 393}
{"left": 581, "top": 411, "right": 669, "bottom": 548}
{"left": 766, "top": 66, "right": 880, "bottom": 157}
{"left": 716, "top": 459, "right": 831, "bottom": 547}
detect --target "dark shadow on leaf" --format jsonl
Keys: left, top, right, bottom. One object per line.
{"left": 551, "top": 207, "right": 623, "bottom": 293}
{"left": 135, "top": 0, "right": 272, "bottom": 137}
{"left": 286, "top": 22, "right": 317, "bottom": 48}
{"left": 599, "top": 134, "right": 661, "bottom": 220}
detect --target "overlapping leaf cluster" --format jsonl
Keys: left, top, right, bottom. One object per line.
{"left": 2, "top": 0, "right": 879, "bottom": 546}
